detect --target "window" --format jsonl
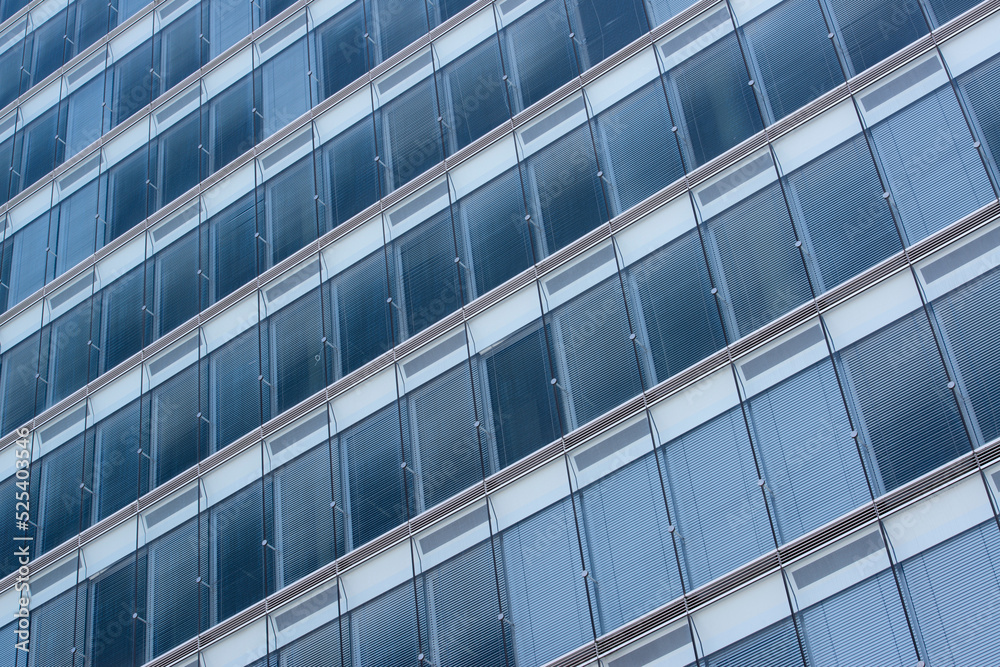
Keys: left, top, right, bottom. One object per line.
{"left": 269, "top": 290, "right": 326, "bottom": 413}
{"left": 315, "top": 2, "right": 367, "bottom": 100}
{"left": 481, "top": 323, "right": 562, "bottom": 468}
{"left": 341, "top": 405, "right": 410, "bottom": 549}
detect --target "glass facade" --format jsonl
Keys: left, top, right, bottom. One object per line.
{"left": 0, "top": 0, "right": 998, "bottom": 665}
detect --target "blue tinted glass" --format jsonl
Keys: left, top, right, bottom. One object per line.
{"left": 159, "top": 7, "right": 201, "bottom": 90}
{"left": 261, "top": 39, "right": 311, "bottom": 138}
{"left": 957, "top": 56, "right": 1000, "bottom": 186}
{"left": 459, "top": 169, "right": 534, "bottom": 298}
{"left": 316, "top": 2, "right": 367, "bottom": 100}
{"left": 265, "top": 157, "right": 317, "bottom": 264}
{"left": 528, "top": 125, "right": 607, "bottom": 255}
{"left": 501, "top": 497, "right": 593, "bottom": 666}
{"left": 871, "top": 86, "right": 995, "bottom": 245}
{"left": 49, "top": 299, "right": 96, "bottom": 404}
{"left": 484, "top": 325, "right": 562, "bottom": 467}
{"left": 743, "top": 0, "right": 844, "bottom": 122}
{"left": 65, "top": 76, "right": 106, "bottom": 158}
{"left": 419, "top": 541, "right": 509, "bottom": 667}
{"left": 343, "top": 406, "right": 410, "bottom": 548}
{"left": 95, "top": 402, "right": 146, "bottom": 521}
{"left": 502, "top": 0, "right": 579, "bottom": 112}
{"left": 931, "top": 265, "right": 1000, "bottom": 444}
{"left": 39, "top": 432, "right": 93, "bottom": 552}
{"left": 322, "top": 119, "right": 380, "bottom": 231}
{"left": 156, "top": 231, "right": 200, "bottom": 335}
{"left": 408, "top": 366, "right": 483, "bottom": 508}
{"left": 377, "top": 79, "right": 443, "bottom": 192}
{"left": 213, "top": 482, "right": 270, "bottom": 621}
{"left": 329, "top": 251, "right": 393, "bottom": 378}
{"left": 152, "top": 363, "right": 205, "bottom": 485}
{"left": 597, "top": 81, "right": 684, "bottom": 215}
{"left": 784, "top": 134, "right": 902, "bottom": 291}
{"left": 578, "top": 451, "right": 682, "bottom": 633}
{"left": 205, "top": 76, "right": 256, "bottom": 176}
{"left": 705, "top": 183, "right": 813, "bottom": 338}
{"left": 158, "top": 115, "right": 200, "bottom": 207}
{"left": 626, "top": 229, "right": 727, "bottom": 384}
{"left": 747, "top": 360, "right": 871, "bottom": 543}
{"left": 90, "top": 556, "right": 146, "bottom": 665}
{"left": 99, "top": 264, "right": 149, "bottom": 374}
{"left": 549, "top": 279, "right": 643, "bottom": 428}
{"left": 826, "top": 0, "right": 928, "bottom": 76}
{"left": 666, "top": 32, "right": 763, "bottom": 168}
{"left": 211, "top": 193, "right": 258, "bottom": 302}
{"left": 211, "top": 327, "right": 264, "bottom": 452}
{"left": 440, "top": 38, "right": 509, "bottom": 154}
{"left": 900, "top": 521, "right": 1000, "bottom": 665}
{"left": 703, "top": 618, "right": 801, "bottom": 667}
{"left": 396, "top": 211, "right": 462, "bottom": 338}
{"left": 270, "top": 291, "right": 325, "bottom": 413}
{"left": 838, "top": 310, "right": 971, "bottom": 491}
{"left": 660, "top": 407, "right": 773, "bottom": 588}
{"left": 568, "top": 0, "right": 648, "bottom": 70}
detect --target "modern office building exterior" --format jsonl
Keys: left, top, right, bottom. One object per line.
{"left": 0, "top": 0, "right": 999, "bottom": 664}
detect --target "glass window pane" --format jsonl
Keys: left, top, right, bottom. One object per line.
{"left": 900, "top": 521, "right": 1000, "bottom": 665}
{"left": 568, "top": 0, "right": 648, "bottom": 70}
{"left": 798, "top": 568, "right": 914, "bottom": 666}
{"left": 377, "top": 79, "right": 444, "bottom": 193}
{"left": 352, "top": 583, "right": 421, "bottom": 666}
{"left": 408, "top": 366, "right": 483, "bottom": 509}
{"left": 148, "top": 519, "right": 207, "bottom": 658}
{"left": 210, "top": 327, "right": 263, "bottom": 452}
{"left": 784, "top": 134, "right": 902, "bottom": 292}
{"left": 596, "top": 81, "right": 684, "bottom": 216}
{"left": 458, "top": 169, "right": 534, "bottom": 299}
{"left": 626, "top": 229, "right": 726, "bottom": 385}
{"left": 931, "top": 264, "right": 1000, "bottom": 444}
{"left": 420, "top": 541, "right": 509, "bottom": 667}
{"left": 270, "top": 291, "right": 325, "bottom": 413}
{"left": 261, "top": 40, "right": 311, "bottom": 138}
{"left": 274, "top": 443, "right": 341, "bottom": 585}
{"left": 665, "top": 31, "right": 763, "bottom": 168}
{"left": 870, "top": 86, "right": 995, "bottom": 245}
{"left": 500, "top": 497, "right": 593, "bottom": 666}
{"left": 95, "top": 401, "right": 146, "bottom": 521}
{"left": 527, "top": 125, "right": 607, "bottom": 256}
{"left": 342, "top": 406, "right": 410, "bottom": 548}
{"left": 321, "top": 119, "right": 380, "bottom": 232}
{"left": 482, "top": 324, "right": 562, "bottom": 468}
{"left": 549, "top": 279, "right": 643, "bottom": 428}
{"left": 210, "top": 193, "right": 259, "bottom": 303}
{"left": 747, "top": 359, "right": 871, "bottom": 544}
{"left": 705, "top": 183, "right": 813, "bottom": 338}
{"left": 502, "top": 0, "right": 579, "bottom": 113}
{"left": 39, "top": 432, "right": 94, "bottom": 553}
{"left": 838, "top": 310, "right": 971, "bottom": 492}
{"left": 151, "top": 363, "right": 205, "bottom": 485}
{"left": 660, "top": 407, "right": 773, "bottom": 588}
{"left": 395, "top": 211, "right": 462, "bottom": 338}
{"left": 100, "top": 265, "right": 149, "bottom": 374}
{"left": 266, "top": 157, "right": 317, "bottom": 265}
{"left": 316, "top": 2, "right": 367, "bottom": 100}
{"left": 213, "top": 482, "right": 270, "bottom": 622}
{"left": 578, "top": 451, "right": 682, "bottom": 633}
{"left": 826, "top": 0, "right": 928, "bottom": 76}
{"left": 742, "top": 0, "right": 844, "bottom": 122}
{"left": 439, "top": 38, "right": 509, "bottom": 155}
{"left": 328, "top": 250, "right": 393, "bottom": 378}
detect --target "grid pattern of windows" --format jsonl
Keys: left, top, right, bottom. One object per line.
{"left": 0, "top": 0, "right": 999, "bottom": 665}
